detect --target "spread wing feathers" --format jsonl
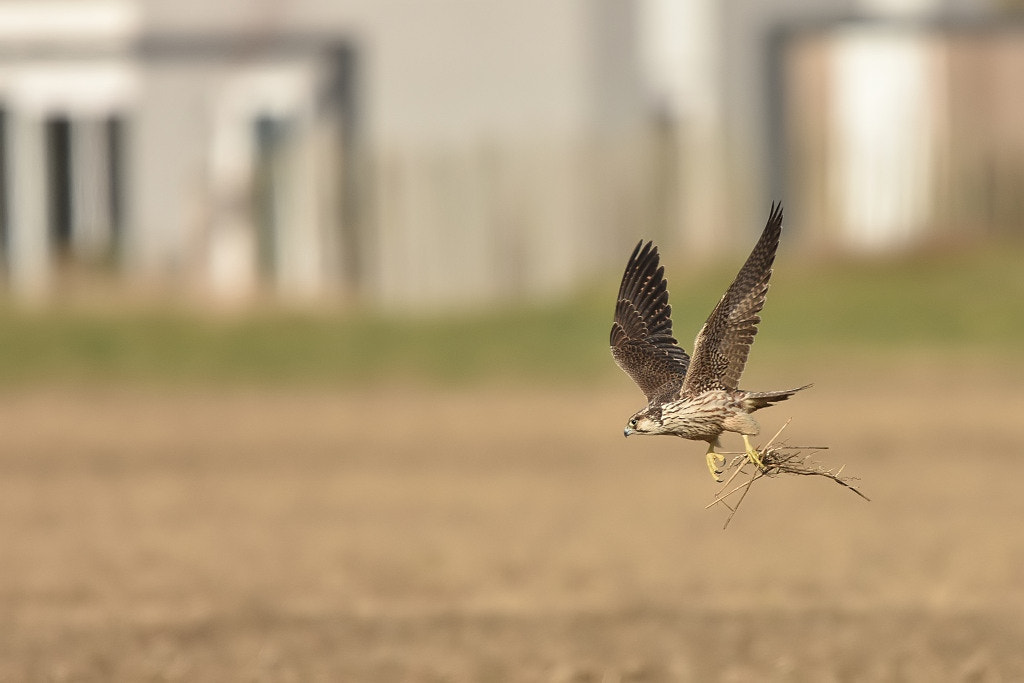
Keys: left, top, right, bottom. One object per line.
{"left": 683, "top": 202, "right": 784, "bottom": 395}
{"left": 610, "top": 240, "right": 690, "bottom": 404}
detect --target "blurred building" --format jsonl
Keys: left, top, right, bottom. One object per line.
{"left": 650, "top": 0, "right": 1024, "bottom": 255}
{"left": 0, "top": 0, "right": 650, "bottom": 307}
{"left": 0, "top": 0, "right": 1018, "bottom": 308}
{"left": 783, "top": 14, "right": 1024, "bottom": 251}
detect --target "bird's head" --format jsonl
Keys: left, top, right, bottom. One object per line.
{"left": 623, "top": 406, "right": 663, "bottom": 437}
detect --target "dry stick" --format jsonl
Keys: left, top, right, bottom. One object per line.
{"left": 705, "top": 419, "right": 870, "bottom": 528}
{"left": 772, "top": 457, "right": 871, "bottom": 502}
{"left": 706, "top": 419, "right": 793, "bottom": 509}
{"left": 710, "top": 459, "right": 749, "bottom": 515}
{"left": 707, "top": 470, "right": 759, "bottom": 509}
{"left": 711, "top": 420, "right": 796, "bottom": 529}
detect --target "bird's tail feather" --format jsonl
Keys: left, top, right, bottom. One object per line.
{"left": 743, "top": 384, "right": 812, "bottom": 411}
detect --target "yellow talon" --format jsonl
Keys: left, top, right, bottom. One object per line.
{"left": 705, "top": 443, "right": 725, "bottom": 482}
{"left": 742, "top": 434, "right": 765, "bottom": 470}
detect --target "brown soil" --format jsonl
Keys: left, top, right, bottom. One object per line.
{"left": 2, "top": 360, "right": 1024, "bottom": 680}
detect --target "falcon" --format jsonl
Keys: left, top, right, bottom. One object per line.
{"left": 610, "top": 203, "right": 809, "bottom": 481}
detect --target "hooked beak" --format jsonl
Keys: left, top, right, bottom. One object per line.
{"left": 623, "top": 427, "right": 632, "bottom": 438}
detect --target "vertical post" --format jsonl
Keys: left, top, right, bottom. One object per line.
{"left": 71, "top": 117, "right": 113, "bottom": 260}
{"left": 207, "top": 103, "right": 258, "bottom": 304}
{"left": 275, "top": 115, "right": 323, "bottom": 301}
{"left": 6, "top": 110, "right": 50, "bottom": 301}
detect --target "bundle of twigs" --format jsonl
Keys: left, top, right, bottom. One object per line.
{"left": 706, "top": 420, "right": 869, "bottom": 529}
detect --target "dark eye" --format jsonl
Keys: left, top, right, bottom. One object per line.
{"left": 629, "top": 418, "right": 637, "bottom": 427}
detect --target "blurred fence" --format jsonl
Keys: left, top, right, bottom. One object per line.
{"left": 368, "top": 133, "right": 661, "bottom": 309}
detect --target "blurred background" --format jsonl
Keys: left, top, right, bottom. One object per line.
{"left": 2, "top": 0, "right": 1024, "bottom": 680}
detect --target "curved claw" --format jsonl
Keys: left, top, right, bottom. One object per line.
{"left": 742, "top": 434, "right": 766, "bottom": 470}
{"left": 705, "top": 445, "right": 725, "bottom": 482}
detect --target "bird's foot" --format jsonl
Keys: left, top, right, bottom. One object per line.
{"left": 742, "top": 434, "right": 766, "bottom": 471}
{"left": 706, "top": 448, "right": 725, "bottom": 482}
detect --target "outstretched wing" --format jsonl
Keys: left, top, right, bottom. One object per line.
{"left": 683, "top": 202, "right": 784, "bottom": 395}
{"left": 610, "top": 240, "right": 690, "bottom": 404}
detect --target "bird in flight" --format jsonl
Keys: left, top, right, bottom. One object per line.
{"left": 610, "top": 203, "right": 809, "bottom": 481}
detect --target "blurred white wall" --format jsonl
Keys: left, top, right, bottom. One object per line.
{"left": 829, "top": 27, "right": 941, "bottom": 250}
{"left": 0, "top": 0, "right": 1015, "bottom": 308}
{"left": 132, "top": 0, "right": 652, "bottom": 309}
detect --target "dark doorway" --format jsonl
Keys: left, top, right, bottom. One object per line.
{"left": 45, "top": 116, "right": 73, "bottom": 256}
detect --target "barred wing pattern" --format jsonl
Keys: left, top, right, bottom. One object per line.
{"left": 610, "top": 241, "right": 690, "bottom": 405}
{"left": 682, "top": 202, "right": 784, "bottom": 395}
